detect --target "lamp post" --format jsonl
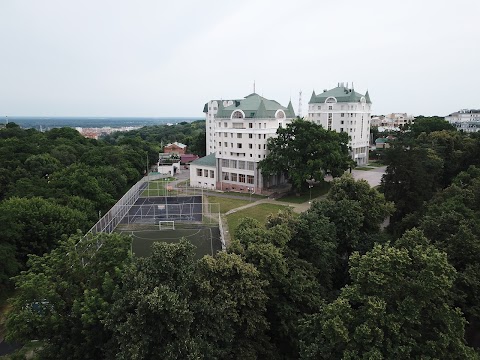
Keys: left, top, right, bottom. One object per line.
{"left": 308, "top": 184, "right": 313, "bottom": 204}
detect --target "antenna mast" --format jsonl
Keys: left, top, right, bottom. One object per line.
{"left": 298, "top": 91, "right": 302, "bottom": 118}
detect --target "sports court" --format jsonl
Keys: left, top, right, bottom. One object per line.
{"left": 80, "top": 176, "right": 224, "bottom": 260}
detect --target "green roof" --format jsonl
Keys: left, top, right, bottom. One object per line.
{"left": 309, "top": 86, "right": 371, "bottom": 104}
{"left": 375, "top": 138, "right": 388, "bottom": 143}
{"left": 215, "top": 93, "right": 295, "bottom": 119}
{"left": 191, "top": 153, "right": 216, "bottom": 167}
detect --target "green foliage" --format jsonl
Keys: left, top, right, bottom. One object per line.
{"left": 259, "top": 119, "right": 353, "bottom": 193}
{"left": 230, "top": 214, "right": 324, "bottom": 358}
{"left": 299, "top": 229, "right": 478, "bottom": 359}
{"left": 410, "top": 115, "right": 456, "bottom": 136}
{"left": 0, "top": 197, "right": 88, "bottom": 265}
{"left": 6, "top": 233, "right": 133, "bottom": 360}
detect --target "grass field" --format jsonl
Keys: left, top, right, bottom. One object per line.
{"left": 279, "top": 182, "right": 331, "bottom": 203}
{"left": 118, "top": 226, "right": 221, "bottom": 260}
{"left": 142, "top": 178, "right": 179, "bottom": 196}
{"left": 226, "top": 203, "right": 291, "bottom": 240}
{"left": 355, "top": 166, "right": 374, "bottom": 171}
{"left": 206, "top": 196, "right": 251, "bottom": 214}
{"left": 367, "top": 161, "right": 386, "bottom": 168}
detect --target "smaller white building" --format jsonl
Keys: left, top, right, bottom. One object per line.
{"left": 445, "top": 109, "right": 480, "bottom": 132}
{"left": 189, "top": 153, "right": 216, "bottom": 190}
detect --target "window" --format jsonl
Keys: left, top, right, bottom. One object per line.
{"left": 264, "top": 123, "right": 266, "bottom": 128}
{"left": 247, "top": 161, "right": 254, "bottom": 170}
{"left": 328, "top": 106, "right": 332, "bottom": 110}
{"left": 317, "top": 106, "right": 321, "bottom": 110}
{"left": 222, "top": 172, "right": 229, "bottom": 180}
{"left": 341, "top": 113, "right": 345, "bottom": 117}
{"left": 230, "top": 160, "right": 237, "bottom": 168}
{"left": 249, "top": 123, "right": 253, "bottom": 128}
{"left": 239, "top": 174, "right": 246, "bottom": 183}
{"left": 232, "top": 111, "right": 243, "bottom": 119}
{"left": 237, "top": 133, "right": 242, "bottom": 138}
{"left": 204, "top": 169, "right": 209, "bottom": 177}
{"left": 238, "top": 161, "right": 245, "bottom": 169}
{"left": 224, "top": 142, "right": 228, "bottom": 147}
{"left": 230, "top": 133, "right": 233, "bottom": 138}
{"left": 237, "top": 143, "right": 242, "bottom": 148}
{"left": 258, "top": 134, "right": 261, "bottom": 139}
{"left": 233, "top": 123, "right": 244, "bottom": 129}
{"left": 230, "top": 173, "right": 237, "bottom": 182}
{"left": 249, "top": 133, "right": 253, "bottom": 138}
{"left": 224, "top": 132, "right": 228, "bottom": 137}
{"left": 249, "top": 144, "right": 253, "bottom": 149}
{"left": 263, "top": 144, "right": 266, "bottom": 149}
{"left": 218, "top": 141, "right": 221, "bottom": 146}
{"left": 247, "top": 175, "right": 254, "bottom": 184}
{"left": 264, "top": 134, "right": 266, "bottom": 139}
{"left": 222, "top": 159, "right": 229, "bottom": 167}
{"left": 231, "top": 143, "right": 233, "bottom": 147}
{"left": 197, "top": 169, "right": 202, "bottom": 176}
{"left": 340, "top": 128, "right": 344, "bottom": 132}
{"left": 258, "top": 144, "right": 261, "bottom": 149}
{"left": 250, "top": 113, "right": 255, "bottom": 117}
{"left": 224, "top": 122, "right": 227, "bottom": 127}
{"left": 213, "top": 107, "right": 217, "bottom": 110}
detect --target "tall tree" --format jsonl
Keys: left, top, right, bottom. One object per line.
{"left": 6, "top": 233, "right": 132, "bottom": 360}
{"left": 259, "top": 119, "right": 353, "bottom": 193}
{"left": 299, "top": 229, "right": 477, "bottom": 359}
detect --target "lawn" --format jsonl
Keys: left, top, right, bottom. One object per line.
{"left": 354, "top": 166, "right": 374, "bottom": 171}
{"left": 279, "top": 181, "right": 331, "bottom": 203}
{"left": 226, "top": 203, "right": 291, "bottom": 240}
{"left": 206, "top": 195, "right": 251, "bottom": 214}
{"left": 367, "top": 161, "right": 386, "bottom": 168}
{"left": 142, "top": 178, "right": 178, "bottom": 196}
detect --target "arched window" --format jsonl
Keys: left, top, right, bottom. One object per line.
{"left": 275, "top": 110, "right": 285, "bottom": 119}
{"left": 232, "top": 110, "right": 244, "bottom": 119}
{"left": 325, "top": 97, "right": 337, "bottom": 103}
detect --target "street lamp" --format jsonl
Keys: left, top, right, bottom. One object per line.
{"left": 308, "top": 184, "right": 313, "bottom": 204}
{"left": 250, "top": 187, "right": 255, "bottom": 202}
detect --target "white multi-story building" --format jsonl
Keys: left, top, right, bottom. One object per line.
{"left": 445, "top": 109, "right": 480, "bottom": 132}
{"left": 192, "top": 93, "right": 295, "bottom": 193}
{"left": 307, "top": 83, "right": 371, "bottom": 165}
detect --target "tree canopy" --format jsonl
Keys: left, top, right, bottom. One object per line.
{"left": 259, "top": 119, "right": 353, "bottom": 193}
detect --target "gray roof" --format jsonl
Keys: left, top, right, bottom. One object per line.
{"left": 191, "top": 153, "right": 216, "bottom": 167}
{"left": 309, "top": 86, "right": 372, "bottom": 104}
{"left": 215, "top": 93, "right": 295, "bottom": 119}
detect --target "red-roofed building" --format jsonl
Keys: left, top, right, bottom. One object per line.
{"left": 164, "top": 142, "right": 187, "bottom": 155}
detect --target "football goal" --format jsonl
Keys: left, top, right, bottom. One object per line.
{"left": 158, "top": 220, "right": 175, "bottom": 230}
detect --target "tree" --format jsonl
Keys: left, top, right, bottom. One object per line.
{"left": 0, "top": 197, "right": 88, "bottom": 267}
{"left": 6, "top": 233, "right": 132, "bottom": 360}
{"left": 230, "top": 216, "right": 324, "bottom": 358}
{"left": 259, "top": 119, "right": 353, "bottom": 193}
{"left": 410, "top": 116, "right": 456, "bottom": 137}
{"left": 108, "top": 240, "right": 200, "bottom": 360}
{"left": 328, "top": 174, "right": 394, "bottom": 235}
{"left": 192, "top": 252, "right": 271, "bottom": 359}
{"left": 299, "top": 229, "right": 477, "bottom": 359}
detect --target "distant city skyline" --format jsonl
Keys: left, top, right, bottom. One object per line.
{"left": 1, "top": 0, "right": 478, "bottom": 117}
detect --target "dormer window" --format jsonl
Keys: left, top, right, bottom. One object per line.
{"left": 325, "top": 97, "right": 337, "bottom": 104}
{"left": 232, "top": 111, "right": 244, "bottom": 119}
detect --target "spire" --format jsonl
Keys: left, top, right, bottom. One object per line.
{"left": 309, "top": 90, "right": 316, "bottom": 103}
{"left": 253, "top": 80, "right": 256, "bottom": 94}
{"left": 287, "top": 100, "right": 296, "bottom": 118}
{"left": 365, "top": 90, "right": 372, "bottom": 104}
{"left": 255, "top": 99, "right": 268, "bottom": 119}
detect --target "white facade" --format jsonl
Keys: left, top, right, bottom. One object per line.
{"left": 205, "top": 99, "right": 237, "bottom": 156}
{"left": 189, "top": 164, "right": 216, "bottom": 189}
{"left": 203, "top": 93, "right": 295, "bottom": 193}
{"left": 445, "top": 109, "right": 480, "bottom": 132}
{"left": 371, "top": 113, "right": 414, "bottom": 129}
{"left": 307, "top": 84, "right": 371, "bottom": 165}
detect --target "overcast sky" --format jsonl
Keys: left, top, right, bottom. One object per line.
{"left": 1, "top": 0, "right": 479, "bottom": 117}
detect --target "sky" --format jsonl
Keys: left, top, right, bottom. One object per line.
{"left": 0, "top": 0, "right": 479, "bottom": 117}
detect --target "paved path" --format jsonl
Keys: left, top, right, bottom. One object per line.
{"left": 350, "top": 166, "right": 387, "bottom": 187}
{"left": 164, "top": 166, "right": 387, "bottom": 216}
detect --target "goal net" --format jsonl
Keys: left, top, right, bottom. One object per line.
{"left": 159, "top": 220, "right": 175, "bottom": 231}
